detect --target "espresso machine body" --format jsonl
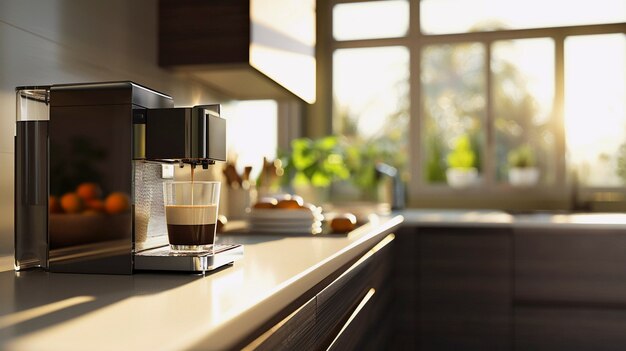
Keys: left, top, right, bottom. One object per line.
{"left": 15, "top": 82, "right": 240, "bottom": 274}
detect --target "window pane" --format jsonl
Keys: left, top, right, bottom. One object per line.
{"left": 565, "top": 34, "right": 626, "bottom": 187}
{"left": 333, "top": 46, "right": 409, "bottom": 180}
{"left": 333, "top": 0, "right": 409, "bottom": 40}
{"left": 223, "top": 100, "right": 277, "bottom": 180}
{"left": 421, "top": 0, "right": 626, "bottom": 35}
{"left": 492, "top": 38, "right": 555, "bottom": 185}
{"left": 421, "top": 43, "right": 486, "bottom": 184}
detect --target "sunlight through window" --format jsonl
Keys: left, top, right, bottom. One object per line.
{"left": 333, "top": 0, "right": 409, "bottom": 40}
{"left": 222, "top": 100, "right": 277, "bottom": 180}
{"left": 492, "top": 38, "right": 555, "bottom": 184}
{"left": 421, "top": 0, "right": 626, "bottom": 34}
{"left": 565, "top": 34, "right": 626, "bottom": 186}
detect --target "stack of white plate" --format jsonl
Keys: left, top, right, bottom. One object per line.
{"left": 247, "top": 207, "right": 324, "bottom": 234}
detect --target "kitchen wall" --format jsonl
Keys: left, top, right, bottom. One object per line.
{"left": 0, "top": 0, "right": 223, "bottom": 255}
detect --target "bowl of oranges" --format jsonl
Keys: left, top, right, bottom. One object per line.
{"left": 49, "top": 182, "right": 131, "bottom": 248}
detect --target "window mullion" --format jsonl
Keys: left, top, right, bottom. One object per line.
{"left": 484, "top": 41, "right": 495, "bottom": 188}
{"left": 409, "top": 0, "right": 423, "bottom": 200}
{"left": 554, "top": 35, "right": 567, "bottom": 191}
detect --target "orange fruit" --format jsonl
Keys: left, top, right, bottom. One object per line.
{"left": 60, "top": 193, "right": 83, "bottom": 214}
{"left": 85, "top": 198, "right": 106, "bottom": 212}
{"left": 105, "top": 192, "right": 130, "bottom": 214}
{"left": 76, "top": 182, "right": 102, "bottom": 201}
{"left": 49, "top": 196, "right": 63, "bottom": 214}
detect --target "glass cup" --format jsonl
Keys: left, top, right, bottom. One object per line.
{"left": 163, "top": 181, "right": 221, "bottom": 252}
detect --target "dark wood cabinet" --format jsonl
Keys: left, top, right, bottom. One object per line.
{"left": 392, "top": 227, "right": 419, "bottom": 350}
{"left": 158, "top": 0, "right": 316, "bottom": 102}
{"left": 417, "top": 227, "right": 513, "bottom": 351}
{"left": 393, "top": 226, "right": 513, "bottom": 351}
{"left": 244, "top": 234, "right": 395, "bottom": 351}
{"left": 514, "top": 227, "right": 626, "bottom": 350}
{"left": 246, "top": 221, "right": 626, "bottom": 351}
{"left": 515, "top": 227, "right": 626, "bottom": 304}
{"left": 515, "top": 306, "right": 626, "bottom": 351}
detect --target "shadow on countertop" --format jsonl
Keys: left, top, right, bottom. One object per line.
{"left": 0, "top": 269, "right": 201, "bottom": 342}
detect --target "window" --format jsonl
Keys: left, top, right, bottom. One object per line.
{"left": 223, "top": 100, "right": 278, "bottom": 180}
{"left": 421, "top": 0, "right": 626, "bottom": 34}
{"left": 565, "top": 34, "right": 626, "bottom": 187}
{"left": 492, "top": 38, "right": 556, "bottom": 184}
{"left": 333, "top": 46, "right": 409, "bottom": 163}
{"left": 333, "top": 0, "right": 409, "bottom": 40}
{"left": 327, "top": 0, "right": 626, "bottom": 209}
{"left": 421, "top": 43, "right": 486, "bottom": 184}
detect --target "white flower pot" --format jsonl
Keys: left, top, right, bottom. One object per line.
{"left": 509, "top": 167, "right": 540, "bottom": 186}
{"left": 446, "top": 168, "right": 478, "bottom": 188}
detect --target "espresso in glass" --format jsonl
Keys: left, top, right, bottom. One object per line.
{"left": 163, "top": 181, "right": 220, "bottom": 252}
{"left": 165, "top": 205, "right": 217, "bottom": 247}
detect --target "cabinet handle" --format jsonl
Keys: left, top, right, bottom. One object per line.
{"left": 327, "top": 233, "right": 395, "bottom": 292}
{"left": 326, "top": 288, "right": 376, "bottom": 351}
{"left": 242, "top": 297, "right": 314, "bottom": 351}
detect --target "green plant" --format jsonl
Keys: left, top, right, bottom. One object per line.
{"left": 281, "top": 136, "right": 349, "bottom": 187}
{"left": 507, "top": 145, "right": 535, "bottom": 168}
{"left": 425, "top": 132, "right": 447, "bottom": 182}
{"left": 617, "top": 143, "right": 626, "bottom": 184}
{"left": 447, "top": 135, "right": 476, "bottom": 169}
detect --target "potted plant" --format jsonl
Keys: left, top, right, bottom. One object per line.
{"left": 446, "top": 135, "right": 478, "bottom": 188}
{"left": 507, "top": 145, "right": 539, "bottom": 186}
{"left": 280, "top": 136, "right": 349, "bottom": 204}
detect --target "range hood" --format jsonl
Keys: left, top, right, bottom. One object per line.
{"left": 159, "top": 0, "right": 316, "bottom": 104}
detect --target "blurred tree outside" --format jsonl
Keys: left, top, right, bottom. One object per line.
{"left": 492, "top": 39, "right": 554, "bottom": 183}
{"left": 422, "top": 37, "right": 554, "bottom": 183}
{"left": 333, "top": 75, "right": 409, "bottom": 197}
{"left": 331, "top": 27, "right": 554, "bottom": 189}
{"left": 422, "top": 42, "right": 485, "bottom": 182}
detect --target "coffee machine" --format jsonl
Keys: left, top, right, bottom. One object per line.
{"left": 15, "top": 81, "right": 243, "bottom": 274}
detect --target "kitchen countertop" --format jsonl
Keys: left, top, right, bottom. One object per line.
{"left": 398, "top": 209, "right": 626, "bottom": 229}
{"left": 0, "top": 215, "right": 403, "bottom": 351}
{"left": 398, "top": 209, "right": 513, "bottom": 227}
{"left": 2, "top": 208, "right": 625, "bottom": 350}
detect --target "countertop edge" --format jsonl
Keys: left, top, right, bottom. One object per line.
{"left": 185, "top": 215, "right": 404, "bottom": 351}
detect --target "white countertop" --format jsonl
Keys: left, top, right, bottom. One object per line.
{"left": 399, "top": 209, "right": 626, "bottom": 229}
{"left": 399, "top": 209, "right": 513, "bottom": 227}
{"left": 0, "top": 216, "right": 403, "bottom": 351}
{"left": 3, "top": 209, "right": 625, "bottom": 350}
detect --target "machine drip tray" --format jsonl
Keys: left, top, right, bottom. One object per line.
{"left": 135, "top": 244, "right": 243, "bottom": 272}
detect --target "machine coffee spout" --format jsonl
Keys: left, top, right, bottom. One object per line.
{"left": 144, "top": 104, "right": 226, "bottom": 166}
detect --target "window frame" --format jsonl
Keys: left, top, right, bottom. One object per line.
{"left": 322, "top": 0, "right": 626, "bottom": 210}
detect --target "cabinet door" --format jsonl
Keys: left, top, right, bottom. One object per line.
{"left": 249, "top": 296, "right": 316, "bottom": 351}
{"left": 392, "top": 227, "right": 420, "bottom": 350}
{"left": 316, "top": 234, "right": 395, "bottom": 351}
{"left": 516, "top": 307, "right": 626, "bottom": 351}
{"left": 514, "top": 228, "right": 626, "bottom": 350}
{"left": 418, "top": 227, "right": 512, "bottom": 351}
{"left": 515, "top": 228, "right": 626, "bottom": 304}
